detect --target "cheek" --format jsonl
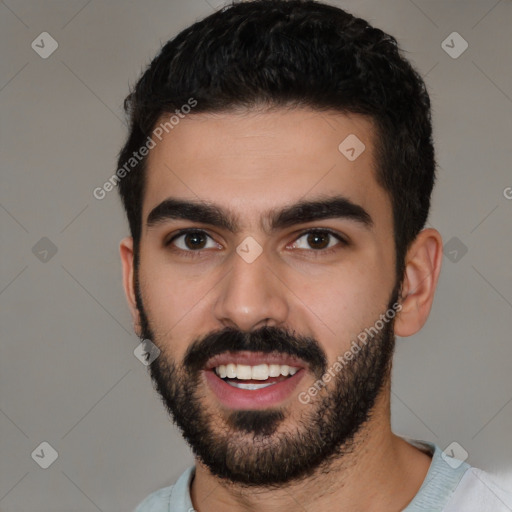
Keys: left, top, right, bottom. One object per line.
{"left": 138, "top": 258, "right": 218, "bottom": 347}
{"left": 150, "top": 279, "right": 204, "bottom": 320}
{"left": 286, "top": 262, "right": 389, "bottom": 355}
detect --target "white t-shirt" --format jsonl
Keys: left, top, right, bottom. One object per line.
{"left": 134, "top": 438, "right": 512, "bottom": 511}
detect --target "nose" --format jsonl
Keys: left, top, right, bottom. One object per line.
{"left": 212, "top": 247, "right": 289, "bottom": 332}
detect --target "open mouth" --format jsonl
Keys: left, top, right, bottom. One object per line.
{"left": 203, "top": 353, "right": 306, "bottom": 409}
{"left": 214, "top": 363, "right": 299, "bottom": 390}
{"left": 214, "top": 363, "right": 299, "bottom": 391}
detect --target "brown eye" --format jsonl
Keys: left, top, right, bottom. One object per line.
{"left": 183, "top": 231, "right": 208, "bottom": 249}
{"left": 167, "top": 230, "right": 219, "bottom": 252}
{"left": 306, "top": 232, "right": 330, "bottom": 249}
{"left": 291, "top": 229, "right": 347, "bottom": 252}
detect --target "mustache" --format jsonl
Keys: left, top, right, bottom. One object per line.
{"left": 184, "top": 325, "right": 327, "bottom": 378}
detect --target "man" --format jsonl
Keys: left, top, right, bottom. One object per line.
{"left": 117, "top": 1, "right": 512, "bottom": 510}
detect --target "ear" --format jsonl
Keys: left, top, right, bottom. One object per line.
{"left": 120, "top": 237, "right": 142, "bottom": 337}
{"left": 394, "top": 228, "right": 443, "bottom": 337}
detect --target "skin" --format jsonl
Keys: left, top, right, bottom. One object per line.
{"left": 120, "top": 108, "right": 443, "bottom": 511}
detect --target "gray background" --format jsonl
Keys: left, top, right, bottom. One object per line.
{"left": 1, "top": 0, "right": 511, "bottom": 510}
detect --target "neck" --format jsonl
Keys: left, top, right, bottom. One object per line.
{"left": 190, "top": 385, "right": 432, "bottom": 512}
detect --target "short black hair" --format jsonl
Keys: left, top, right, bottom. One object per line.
{"left": 117, "top": 0, "right": 435, "bottom": 282}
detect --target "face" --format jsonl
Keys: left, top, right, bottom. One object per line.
{"left": 125, "top": 108, "right": 401, "bottom": 485}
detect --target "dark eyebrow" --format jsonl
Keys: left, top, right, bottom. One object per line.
{"left": 147, "top": 198, "right": 238, "bottom": 231}
{"left": 267, "top": 195, "right": 373, "bottom": 232}
{"left": 146, "top": 195, "right": 374, "bottom": 233}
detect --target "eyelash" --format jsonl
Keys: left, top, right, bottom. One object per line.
{"left": 164, "top": 228, "right": 349, "bottom": 259}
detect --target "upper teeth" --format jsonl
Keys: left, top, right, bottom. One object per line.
{"left": 215, "top": 364, "right": 299, "bottom": 380}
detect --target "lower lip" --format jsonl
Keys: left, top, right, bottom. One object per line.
{"left": 204, "top": 369, "right": 305, "bottom": 410}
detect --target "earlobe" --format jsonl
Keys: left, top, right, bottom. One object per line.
{"left": 394, "top": 228, "right": 443, "bottom": 338}
{"left": 119, "top": 237, "right": 142, "bottom": 336}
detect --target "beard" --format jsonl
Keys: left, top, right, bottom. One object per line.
{"left": 135, "top": 274, "right": 400, "bottom": 487}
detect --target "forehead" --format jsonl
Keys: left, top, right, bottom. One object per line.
{"left": 142, "top": 108, "right": 392, "bottom": 232}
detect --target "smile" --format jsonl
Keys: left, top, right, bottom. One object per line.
{"left": 204, "top": 352, "right": 306, "bottom": 409}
